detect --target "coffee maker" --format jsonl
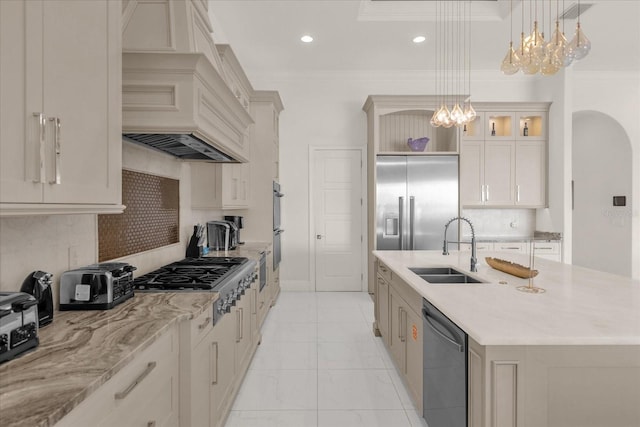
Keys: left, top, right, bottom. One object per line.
{"left": 224, "top": 216, "right": 244, "bottom": 245}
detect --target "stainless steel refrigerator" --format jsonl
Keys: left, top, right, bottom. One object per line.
{"left": 376, "top": 155, "right": 459, "bottom": 251}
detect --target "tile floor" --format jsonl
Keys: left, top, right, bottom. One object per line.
{"left": 225, "top": 291, "right": 429, "bottom": 427}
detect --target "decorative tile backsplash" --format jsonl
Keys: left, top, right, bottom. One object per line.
{"left": 98, "top": 170, "right": 179, "bottom": 261}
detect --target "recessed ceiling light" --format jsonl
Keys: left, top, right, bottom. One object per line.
{"left": 413, "top": 36, "right": 426, "bottom": 44}
{"left": 301, "top": 35, "right": 314, "bottom": 43}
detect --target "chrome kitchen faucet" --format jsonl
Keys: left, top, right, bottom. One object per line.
{"left": 443, "top": 217, "right": 477, "bottom": 272}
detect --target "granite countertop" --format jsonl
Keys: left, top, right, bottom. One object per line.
{"left": 0, "top": 292, "right": 218, "bottom": 427}
{"left": 374, "top": 250, "right": 640, "bottom": 346}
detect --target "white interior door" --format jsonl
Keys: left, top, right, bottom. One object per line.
{"left": 312, "top": 148, "right": 363, "bottom": 291}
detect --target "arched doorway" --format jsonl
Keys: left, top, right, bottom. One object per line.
{"left": 572, "top": 111, "right": 632, "bottom": 276}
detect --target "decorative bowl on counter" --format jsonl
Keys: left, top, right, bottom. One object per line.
{"left": 407, "top": 137, "right": 429, "bottom": 152}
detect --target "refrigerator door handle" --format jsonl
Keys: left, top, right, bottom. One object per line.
{"left": 398, "top": 196, "right": 404, "bottom": 250}
{"left": 409, "top": 196, "right": 415, "bottom": 250}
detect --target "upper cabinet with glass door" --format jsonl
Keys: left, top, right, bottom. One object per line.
{"left": 516, "top": 112, "right": 546, "bottom": 140}
{"left": 363, "top": 95, "right": 460, "bottom": 155}
{"left": 485, "top": 112, "right": 516, "bottom": 140}
{"left": 460, "top": 112, "right": 484, "bottom": 141}
{"left": 475, "top": 103, "right": 549, "bottom": 141}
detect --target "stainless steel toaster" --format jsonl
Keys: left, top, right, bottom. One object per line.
{"left": 59, "top": 262, "right": 136, "bottom": 310}
{"left": 0, "top": 292, "right": 39, "bottom": 363}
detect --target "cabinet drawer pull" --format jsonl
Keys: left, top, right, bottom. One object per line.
{"left": 536, "top": 246, "right": 553, "bottom": 250}
{"left": 502, "top": 246, "right": 521, "bottom": 250}
{"left": 114, "top": 361, "right": 156, "bottom": 400}
{"left": 33, "top": 113, "right": 46, "bottom": 184}
{"left": 486, "top": 185, "right": 490, "bottom": 201}
{"left": 212, "top": 342, "right": 219, "bottom": 385}
{"left": 516, "top": 185, "right": 521, "bottom": 202}
{"left": 380, "top": 265, "right": 388, "bottom": 273}
{"left": 48, "top": 117, "right": 61, "bottom": 185}
{"left": 198, "top": 317, "right": 211, "bottom": 330}
{"left": 147, "top": 422, "right": 156, "bottom": 427}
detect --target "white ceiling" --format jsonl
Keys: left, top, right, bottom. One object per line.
{"left": 208, "top": 0, "right": 639, "bottom": 81}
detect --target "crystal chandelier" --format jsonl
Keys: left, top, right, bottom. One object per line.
{"left": 501, "top": 0, "right": 591, "bottom": 76}
{"left": 431, "top": 0, "right": 475, "bottom": 128}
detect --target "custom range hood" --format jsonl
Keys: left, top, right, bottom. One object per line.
{"left": 122, "top": 0, "right": 253, "bottom": 162}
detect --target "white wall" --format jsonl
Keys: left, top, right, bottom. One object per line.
{"left": 572, "top": 111, "right": 633, "bottom": 276}
{"left": 572, "top": 71, "right": 640, "bottom": 278}
{"left": 533, "top": 68, "right": 573, "bottom": 263}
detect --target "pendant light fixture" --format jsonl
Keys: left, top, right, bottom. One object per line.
{"left": 431, "top": 0, "right": 474, "bottom": 129}
{"left": 500, "top": 0, "right": 591, "bottom": 76}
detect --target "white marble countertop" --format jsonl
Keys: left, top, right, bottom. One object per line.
{"left": 373, "top": 250, "right": 640, "bottom": 346}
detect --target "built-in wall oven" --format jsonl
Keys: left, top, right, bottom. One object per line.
{"left": 422, "top": 298, "right": 468, "bottom": 427}
{"left": 273, "top": 181, "right": 284, "bottom": 270}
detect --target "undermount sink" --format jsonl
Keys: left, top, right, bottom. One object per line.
{"left": 409, "top": 267, "right": 485, "bottom": 284}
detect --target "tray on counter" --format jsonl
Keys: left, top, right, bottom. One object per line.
{"left": 485, "top": 257, "right": 538, "bottom": 279}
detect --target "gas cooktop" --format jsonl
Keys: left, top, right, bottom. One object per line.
{"left": 133, "top": 257, "right": 249, "bottom": 291}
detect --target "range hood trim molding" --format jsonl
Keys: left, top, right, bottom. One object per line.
{"left": 123, "top": 52, "right": 254, "bottom": 163}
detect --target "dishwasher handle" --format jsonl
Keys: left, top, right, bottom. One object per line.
{"left": 422, "top": 308, "right": 464, "bottom": 352}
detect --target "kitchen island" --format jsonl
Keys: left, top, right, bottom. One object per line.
{"left": 373, "top": 250, "right": 640, "bottom": 427}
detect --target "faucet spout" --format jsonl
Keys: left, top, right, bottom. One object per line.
{"left": 442, "top": 216, "right": 477, "bottom": 272}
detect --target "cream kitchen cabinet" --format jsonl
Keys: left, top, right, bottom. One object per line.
{"left": 514, "top": 140, "right": 546, "bottom": 207}
{"left": 461, "top": 112, "right": 485, "bottom": 141}
{"left": 190, "top": 161, "right": 251, "bottom": 210}
{"left": 182, "top": 285, "right": 258, "bottom": 427}
{"left": 461, "top": 139, "right": 546, "bottom": 208}
{"left": 210, "top": 310, "right": 237, "bottom": 427}
{"left": 382, "top": 271, "right": 423, "bottom": 412}
{"left": 181, "top": 302, "right": 236, "bottom": 427}
{"left": 57, "top": 323, "right": 179, "bottom": 427}
{"left": 532, "top": 241, "right": 562, "bottom": 261}
{"left": 363, "top": 95, "right": 459, "bottom": 154}
{"left": 485, "top": 112, "right": 516, "bottom": 140}
{"left": 460, "top": 103, "right": 549, "bottom": 209}
{"left": 376, "top": 274, "right": 391, "bottom": 344}
{"left": 257, "top": 254, "right": 270, "bottom": 328}
{"left": 0, "top": 0, "right": 123, "bottom": 215}
{"left": 460, "top": 140, "right": 516, "bottom": 206}
{"left": 492, "top": 241, "right": 528, "bottom": 254}
{"left": 516, "top": 112, "right": 547, "bottom": 140}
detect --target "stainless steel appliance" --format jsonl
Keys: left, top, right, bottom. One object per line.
{"left": 59, "top": 263, "right": 136, "bottom": 310}
{"left": 207, "top": 221, "right": 239, "bottom": 251}
{"left": 0, "top": 292, "right": 39, "bottom": 363}
{"left": 20, "top": 271, "right": 54, "bottom": 327}
{"left": 258, "top": 250, "right": 267, "bottom": 292}
{"left": 273, "top": 181, "right": 284, "bottom": 270}
{"left": 376, "top": 155, "right": 459, "bottom": 251}
{"left": 422, "top": 298, "right": 468, "bottom": 427}
{"left": 224, "top": 216, "right": 245, "bottom": 245}
{"left": 133, "top": 257, "right": 257, "bottom": 325}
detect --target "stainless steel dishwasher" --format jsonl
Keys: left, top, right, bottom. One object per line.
{"left": 422, "top": 299, "right": 468, "bottom": 427}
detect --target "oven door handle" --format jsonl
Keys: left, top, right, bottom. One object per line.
{"left": 422, "top": 308, "right": 463, "bottom": 352}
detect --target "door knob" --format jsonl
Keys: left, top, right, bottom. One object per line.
{"left": 316, "top": 235, "right": 322, "bottom": 240}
